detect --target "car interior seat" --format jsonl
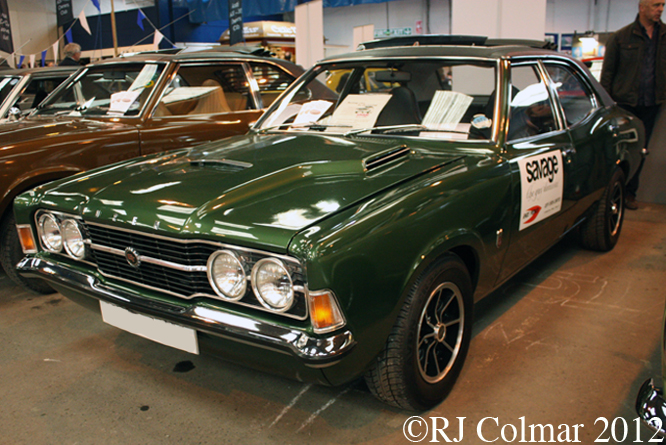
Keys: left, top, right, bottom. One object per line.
{"left": 190, "top": 79, "right": 232, "bottom": 115}
{"left": 374, "top": 85, "right": 422, "bottom": 127}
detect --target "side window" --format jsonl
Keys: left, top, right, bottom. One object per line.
{"left": 250, "top": 62, "right": 295, "bottom": 107}
{"left": 154, "top": 64, "right": 254, "bottom": 117}
{"left": 15, "top": 77, "right": 69, "bottom": 112}
{"left": 508, "top": 64, "right": 558, "bottom": 141}
{"left": 545, "top": 64, "right": 596, "bottom": 126}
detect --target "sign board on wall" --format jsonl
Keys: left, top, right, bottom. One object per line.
{"left": 0, "top": 0, "right": 12, "bottom": 54}
{"left": 55, "top": 0, "right": 73, "bottom": 27}
{"left": 373, "top": 27, "right": 412, "bottom": 38}
{"left": 228, "top": 0, "right": 243, "bottom": 46}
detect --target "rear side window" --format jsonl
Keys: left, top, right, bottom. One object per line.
{"left": 250, "top": 62, "right": 296, "bottom": 107}
{"left": 154, "top": 63, "right": 255, "bottom": 117}
{"left": 544, "top": 63, "right": 596, "bottom": 127}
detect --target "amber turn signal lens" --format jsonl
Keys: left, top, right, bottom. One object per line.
{"left": 309, "top": 290, "right": 345, "bottom": 334}
{"left": 16, "top": 225, "right": 37, "bottom": 253}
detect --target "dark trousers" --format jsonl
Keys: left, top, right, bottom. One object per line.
{"left": 619, "top": 104, "right": 661, "bottom": 197}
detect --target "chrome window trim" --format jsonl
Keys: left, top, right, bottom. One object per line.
{"left": 256, "top": 56, "right": 501, "bottom": 145}
{"left": 35, "top": 62, "right": 169, "bottom": 120}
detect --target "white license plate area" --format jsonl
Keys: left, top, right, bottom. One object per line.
{"left": 100, "top": 301, "right": 199, "bottom": 355}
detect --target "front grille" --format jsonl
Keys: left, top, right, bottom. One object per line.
{"left": 83, "top": 221, "right": 308, "bottom": 319}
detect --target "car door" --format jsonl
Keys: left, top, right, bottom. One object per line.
{"left": 541, "top": 60, "right": 626, "bottom": 217}
{"left": 497, "top": 60, "right": 580, "bottom": 282}
{"left": 138, "top": 61, "right": 270, "bottom": 156}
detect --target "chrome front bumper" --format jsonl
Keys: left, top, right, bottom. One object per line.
{"left": 636, "top": 378, "right": 666, "bottom": 437}
{"left": 17, "top": 256, "right": 356, "bottom": 367}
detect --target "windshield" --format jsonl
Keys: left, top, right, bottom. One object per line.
{"left": 257, "top": 59, "right": 498, "bottom": 140}
{"left": 34, "top": 63, "right": 166, "bottom": 117}
{"left": 0, "top": 75, "right": 21, "bottom": 105}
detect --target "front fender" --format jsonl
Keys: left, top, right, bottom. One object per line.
{"left": 289, "top": 155, "right": 512, "bottom": 382}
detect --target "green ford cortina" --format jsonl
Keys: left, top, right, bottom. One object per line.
{"left": 12, "top": 36, "right": 644, "bottom": 410}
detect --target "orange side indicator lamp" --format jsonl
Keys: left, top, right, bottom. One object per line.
{"left": 309, "top": 290, "right": 346, "bottom": 334}
{"left": 16, "top": 224, "right": 38, "bottom": 254}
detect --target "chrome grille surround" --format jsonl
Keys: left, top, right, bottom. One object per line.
{"left": 78, "top": 220, "right": 308, "bottom": 320}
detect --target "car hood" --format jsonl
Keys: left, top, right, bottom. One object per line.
{"left": 45, "top": 133, "right": 470, "bottom": 251}
{"left": 0, "top": 117, "right": 126, "bottom": 144}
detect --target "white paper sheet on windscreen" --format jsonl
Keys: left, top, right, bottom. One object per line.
{"left": 128, "top": 64, "right": 158, "bottom": 91}
{"left": 422, "top": 91, "right": 473, "bottom": 126}
{"left": 293, "top": 100, "right": 333, "bottom": 125}
{"left": 109, "top": 90, "right": 142, "bottom": 114}
{"left": 326, "top": 94, "right": 392, "bottom": 130}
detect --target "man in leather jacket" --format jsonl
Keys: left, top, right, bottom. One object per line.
{"left": 601, "top": 0, "right": 666, "bottom": 210}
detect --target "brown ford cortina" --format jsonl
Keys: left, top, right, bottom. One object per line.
{"left": 0, "top": 49, "right": 303, "bottom": 293}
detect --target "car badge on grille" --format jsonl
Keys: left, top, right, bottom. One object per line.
{"left": 125, "top": 247, "right": 141, "bottom": 268}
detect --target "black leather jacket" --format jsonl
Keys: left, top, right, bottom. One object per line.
{"left": 601, "top": 15, "right": 666, "bottom": 107}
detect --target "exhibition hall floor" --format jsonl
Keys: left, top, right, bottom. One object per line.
{"left": 2, "top": 204, "right": 666, "bottom": 444}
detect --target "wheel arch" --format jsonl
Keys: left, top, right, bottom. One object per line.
{"left": 0, "top": 167, "right": 81, "bottom": 221}
{"left": 405, "top": 229, "right": 483, "bottom": 298}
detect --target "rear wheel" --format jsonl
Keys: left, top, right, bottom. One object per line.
{"left": 365, "top": 254, "right": 473, "bottom": 410}
{"left": 579, "top": 169, "right": 625, "bottom": 252}
{"left": 0, "top": 213, "right": 55, "bottom": 294}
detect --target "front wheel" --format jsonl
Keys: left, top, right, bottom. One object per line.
{"left": 365, "top": 254, "right": 473, "bottom": 410}
{"left": 579, "top": 168, "right": 626, "bottom": 252}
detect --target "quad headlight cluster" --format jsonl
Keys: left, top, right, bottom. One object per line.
{"left": 207, "top": 250, "right": 296, "bottom": 313}
{"left": 36, "top": 212, "right": 88, "bottom": 260}
{"left": 29, "top": 210, "right": 346, "bottom": 333}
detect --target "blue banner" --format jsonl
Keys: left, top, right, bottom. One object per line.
{"left": 186, "top": 0, "right": 396, "bottom": 23}
{"left": 137, "top": 10, "right": 145, "bottom": 31}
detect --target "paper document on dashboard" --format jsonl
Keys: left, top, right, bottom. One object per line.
{"left": 423, "top": 91, "right": 473, "bottom": 126}
{"left": 327, "top": 94, "right": 392, "bottom": 129}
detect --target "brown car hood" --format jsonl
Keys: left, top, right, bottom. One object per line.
{"left": 0, "top": 117, "right": 129, "bottom": 145}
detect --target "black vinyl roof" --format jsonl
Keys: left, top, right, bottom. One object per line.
{"left": 357, "top": 35, "right": 557, "bottom": 51}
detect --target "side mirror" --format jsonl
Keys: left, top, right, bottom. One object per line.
{"left": 8, "top": 107, "right": 22, "bottom": 121}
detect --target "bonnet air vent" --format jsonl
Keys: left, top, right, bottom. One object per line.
{"left": 190, "top": 159, "right": 253, "bottom": 172}
{"left": 363, "top": 145, "right": 411, "bottom": 171}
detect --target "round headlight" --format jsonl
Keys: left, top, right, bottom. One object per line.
{"left": 38, "top": 213, "right": 62, "bottom": 253}
{"left": 207, "top": 250, "right": 247, "bottom": 301}
{"left": 62, "top": 219, "right": 86, "bottom": 260}
{"left": 252, "top": 258, "right": 294, "bottom": 312}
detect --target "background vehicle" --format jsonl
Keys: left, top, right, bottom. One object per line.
{"left": 0, "top": 50, "right": 303, "bottom": 293}
{"left": 13, "top": 36, "right": 644, "bottom": 410}
{"left": 0, "top": 66, "right": 76, "bottom": 121}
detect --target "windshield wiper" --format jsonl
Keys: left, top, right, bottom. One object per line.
{"left": 344, "top": 124, "right": 427, "bottom": 137}
{"left": 257, "top": 122, "right": 351, "bottom": 134}
{"left": 345, "top": 124, "right": 471, "bottom": 137}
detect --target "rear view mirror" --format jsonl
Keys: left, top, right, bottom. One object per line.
{"left": 374, "top": 70, "right": 411, "bottom": 83}
{"left": 104, "top": 71, "right": 126, "bottom": 80}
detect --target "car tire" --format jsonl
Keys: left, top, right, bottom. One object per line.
{"left": 0, "top": 213, "right": 55, "bottom": 294}
{"left": 579, "top": 168, "right": 625, "bottom": 252}
{"left": 364, "top": 254, "right": 473, "bottom": 411}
